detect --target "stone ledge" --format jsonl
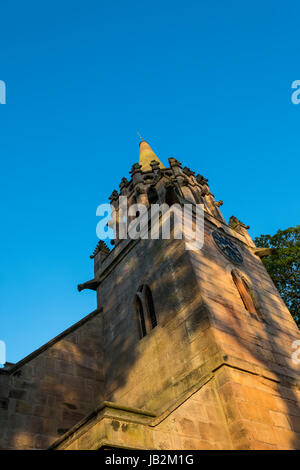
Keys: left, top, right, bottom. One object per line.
{"left": 49, "top": 368, "right": 215, "bottom": 449}
{"left": 48, "top": 401, "right": 157, "bottom": 450}
{"left": 48, "top": 356, "right": 300, "bottom": 450}
{"left": 212, "top": 354, "right": 300, "bottom": 389}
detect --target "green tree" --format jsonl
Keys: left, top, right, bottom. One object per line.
{"left": 254, "top": 226, "right": 299, "bottom": 327}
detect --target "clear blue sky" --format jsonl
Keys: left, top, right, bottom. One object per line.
{"left": 0, "top": 1, "right": 299, "bottom": 363}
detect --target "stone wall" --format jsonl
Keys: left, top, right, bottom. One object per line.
{"left": 0, "top": 309, "right": 104, "bottom": 449}
{"left": 216, "top": 365, "right": 300, "bottom": 449}
{"left": 50, "top": 376, "right": 232, "bottom": 450}
{"left": 51, "top": 364, "right": 300, "bottom": 450}
{"left": 97, "top": 234, "right": 218, "bottom": 414}
{"left": 85, "top": 213, "right": 300, "bottom": 450}
{"left": 2, "top": 211, "right": 299, "bottom": 450}
{"left": 189, "top": 218, "right": 300, "bottom": 449}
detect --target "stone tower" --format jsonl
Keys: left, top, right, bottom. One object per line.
{"left": 0, "top": 141, "right": 299, "bottom": 450}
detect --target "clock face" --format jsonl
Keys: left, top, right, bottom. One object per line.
{"left": 212, "top": 230, "right": 243, "bottom": 265}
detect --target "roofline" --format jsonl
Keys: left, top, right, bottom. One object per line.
{"left": 0, "top": 307, "right": 103, "bottom": 375}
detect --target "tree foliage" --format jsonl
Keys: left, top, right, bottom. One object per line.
{"left": 254, "top": 226, "right": 299, "bottom": 327}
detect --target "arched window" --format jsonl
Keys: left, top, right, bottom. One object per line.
{"left": 135, "top": 285, "right": 157, "bottom": 338}
{"left": 231, "top": 270, "right": 257, "bottom": 315}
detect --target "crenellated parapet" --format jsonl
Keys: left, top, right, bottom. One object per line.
{"left": 91, "top": 140, "right": 231, "bottom": 253}
{"left": 90, "top": 240, "right": 110, "bottom": 260}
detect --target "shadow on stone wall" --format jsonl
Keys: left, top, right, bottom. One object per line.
{"left": 1, "top": 230, "right": 299, "bottom": 450}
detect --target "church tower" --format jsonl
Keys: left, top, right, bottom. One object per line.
{"left": 1, "top": 141, "right": 299, "bottom": 450}
{"left": 73, "top": 140, "right": 300, "bottom": 450}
